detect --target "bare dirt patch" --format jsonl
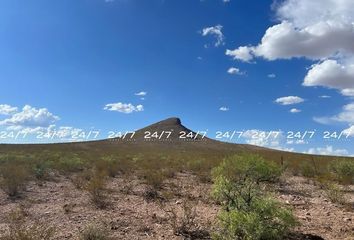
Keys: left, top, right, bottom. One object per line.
{"left": 0, "top": 173, "right": 352, "bottom": 239}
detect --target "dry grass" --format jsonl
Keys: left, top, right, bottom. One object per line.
{"left": 80, "top": 224, "right": 109, "bottom": 240}
{"left": 85, "top": 171, "right": 109, "bottom": 209}
{"left": 0, "top": 208, "right": 55, "bottom": 240}
{"left": 160, "top": 200, "right": 209, "bottom": 239}
{"left": 0, "top": 162, "right": 30, "bottom": 197}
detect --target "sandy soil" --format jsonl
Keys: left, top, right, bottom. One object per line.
{"left": 0, "top": 172, "right": 353, "bottom": 240}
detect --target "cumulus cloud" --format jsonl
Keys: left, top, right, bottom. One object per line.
{"left": 201, "top": 25, "right": 225, "bottom": 47}
{"left": 275, "top": 96, "right": 304, "bottom": 105}
{"left": 226, "top": 46, "right": 253, "bottom": 62}
{"left": 314, "top": 102, "right": 354, "bottom": 125}
{"left": 219, "top": 106, "right": 229, "bottom": 111}
{"left": 267, "top": 73, "right": 276, "bottom": 78}
{"left": 0, "top": 105, "right": 60, "bottom": 128}
{"left": 0, "top": 104, "right": 18, "bottom": 115}
{"left": 241, "top": 130, "right": 294, "bottom": 151}
{"left": 242, "top": 129, "right": 281, "bottom": 147}
{"left": 290, "top": 108, "right": 301, "bottom": 113}
{"left": 341, "top": 88, "right": 354, "bottom": 97}
{"left": 104, "top": 102, "right": 144, "bottom": 114}
{"left": 227, "top": 67, "right": 244, "bottom": 75}
{"left": 134, "top": 91, "right": 147, "bottom": 96}
{"left": 226, "top": 0, "right": 354, "bottom": 96}
{"left": 232, "top": 21, "right": 354, "bottom": 61}
{"left": 304, "top": 145, "right": 349, "bottom": 156}
{"left": 303, "top": 60, "right": 354, "bottom": 92}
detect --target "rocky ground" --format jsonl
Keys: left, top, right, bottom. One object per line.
{"left": 0, "top": 172, "right": 353, "bottom": 240}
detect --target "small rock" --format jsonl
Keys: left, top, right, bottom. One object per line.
{"left": 344, "top": 217, "right": 352, "bottom": 222}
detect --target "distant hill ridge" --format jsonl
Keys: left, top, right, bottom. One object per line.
{"left": 124, "top": 117, "right": 206, "bottom": 141}
{"left": 0, "top": 117, "right": 350, "bottom": 162}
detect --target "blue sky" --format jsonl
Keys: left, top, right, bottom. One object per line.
{"left": 0, "top": 0, "right": 354, "bottom": 156}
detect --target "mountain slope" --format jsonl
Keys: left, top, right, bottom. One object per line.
{"left": 0, "top": 117, "right": 349, "bottom": 167}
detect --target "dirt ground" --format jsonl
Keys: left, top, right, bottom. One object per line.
{"left": 0, "top": 172, "right": 353, "bottom": 240}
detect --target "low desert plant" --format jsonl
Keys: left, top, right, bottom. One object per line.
{"left": 0, "top": 162, "right": 30, "bottom": 197}
{"left": 299, "top": 162, "right": 317, "bottom": 178}
{"left": 85, "top": 171, "right": 108, "bottom": 209}
{"left": 32, "top": 160, "right": 52, "bottom": 181}
{"left": 324, "top": 182, "right": 346, "bottom": 205}
{"left": 329, "top": 159, "right": 354, "bottom": 184}
{"left": 212, "top": 154, "right": 282, "bottom": 210}
{"left": 142, "top": 168, "right": 165, "bottom": 189}
{"left": 56, "top": 155, "right": 84, "bottom": 173}
{"left": 213, "top": 197, "right": 296, "bottom": 240}
{"left": 94, "top": 157, "right": 118, "bottom": 178}
{"left": 162, "top": 200, "right": 208, "bottom": 239}
{"left": 80, "top": 224, "right": 109, "bottom": 240}
{"left": 0, "top": 208, "right": 55, "bottom": 240}
{"left": 212, "top": 154, "right": 282, "bottom": 186}
{"left": 71, "top": 170, "right": 93, "bottom": 190}
{"left": 212, "top": 154, "right": 296, "bottom": 240}
{"left": 143, "top": 186, "right": 160, "bottom": 202}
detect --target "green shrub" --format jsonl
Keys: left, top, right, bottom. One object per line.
{"left": 0, "top": 163, "right": 30, "bottom": 197}
{"left": 212, "top": 154, "right": 296, "bottom": 240}
{"left": 329, "top": 159, "right": 354, "bottom": 184}
{"left": 56, "top": 155, "right": 84, "bottom": 173}
{"left": 214, "top": 197, "right": 296, "bottom": 240}
{"left": 212, "top": 154, "right": 282, "bottom": 210}
{"left": 32, "top": 160, "right": 53, "bottom": 180}
{"left": 299, "top": 162, "right": 317, "bottom": 178}
{"left": 212, "top": 154, "right": 282, "bottom": 185}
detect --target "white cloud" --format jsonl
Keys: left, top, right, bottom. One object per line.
{"left": 227, "top": 67, "right": 245, "bottom": 75}
{"left": 267, "top": 73, "right": 276, "bottom": 78}
{"left": 104, "top": 102, "right": 144, "bottom": 114}
{"left": 234, "top": 21, "right": 354, "bottom": 61}
{"left": 290, "top": 108, "right": 301, "bottom": 113}
{"left": 0, "top": 104, "right": 18, "bottom": 115}
{"left": 219, "top": 106, "right": 229, "bottom": 111}
{"left": 303, "top": 60, "right": 354, "bottom": 92}
{"left": 312, "top": 117, "right": 333, "bottom": 125}
{"left": 0, "top": 105, "right": 60, "bottom": 128}
{"left": 319, "top": 95, "right": 331, "bottom": 98}
{"left": 341, "top": 88, "right": 354, "bottom": 97}
{"left": 226, "top": 0, "right": 354, "bottom": 96}
{"left": 226, "top": 46, "right": 253, "bottom": 62}
{"left": 242, "top": 130, "right": 292, "bottom": 151}
{"left": 201, "top": 25, "right": 225, "bottom": 47}
{"left": 275, "top": 96, "right": 304, "bottom": 105}
{"left": 304, "top": 145, "right": 349, "bottom": 156}
{"left": 135, "top": 91, "right": 147, "bottom": 96}
{"left": 314, "top": 102, "right": 354, "bottom": 125}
